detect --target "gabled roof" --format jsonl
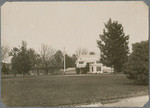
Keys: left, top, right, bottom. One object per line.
{"left": 76, "top": 54, "right": 100, "bottom": 63}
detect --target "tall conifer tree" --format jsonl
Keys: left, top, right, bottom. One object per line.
{"left": 97, "top": 19, "right": 129, "bottom": 72}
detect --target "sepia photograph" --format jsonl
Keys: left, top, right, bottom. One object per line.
{"left": 1, "top": 1, "right": 149, "bottom": 107}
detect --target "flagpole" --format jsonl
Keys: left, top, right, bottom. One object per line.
{"left": 64, "top": 47, "right": 66, "bottom": 74}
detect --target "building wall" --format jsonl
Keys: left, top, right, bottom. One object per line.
{"left": 75, "top": 55, "right": 114, "bottom": 74}
{"left": 76, "top": 61, "right": 86, "bottom": 68}
{"left": 89, "top": 64, "right": 113, "bottom": 73}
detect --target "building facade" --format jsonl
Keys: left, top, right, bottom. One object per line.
{"left": 76, "top": 55, "right": 113, "bottom": 73}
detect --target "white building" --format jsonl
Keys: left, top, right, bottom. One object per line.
{"left": 76, "top": 54, "right": 113, "bottom": 73}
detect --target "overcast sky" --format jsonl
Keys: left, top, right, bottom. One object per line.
{"left": 1, "top": 1, "right": 149, "bottom": 56}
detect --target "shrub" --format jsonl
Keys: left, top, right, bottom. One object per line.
{"left": 76, "top": 67, "right": 80, "bottom": 74}
{"left": 82, "top": 68, "right": 87, "bottom": 74}
{"left": 76, "top": 64, "right": 89, "bottom": 74}
{"left": 122, "top": 40, "right": 149, "bottom": 85}
{"left": 85, "top": 63, "right": 89, "bottom": 74}
{"left": 81, "top": 68, "right": 85, "bottom": 74}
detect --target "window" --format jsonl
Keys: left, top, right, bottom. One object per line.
{"left": 97, "top": 67, "right": 101, "bottom": 71}
{"left": 79, "top": 61, "right": 84, "bottom": 64}
{"left": 96, "top": 61, "right": 100, "bottom": 63}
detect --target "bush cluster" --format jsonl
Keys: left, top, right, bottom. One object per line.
{"left": 76, "top": 64, "right": 89, "bottom": 74}
{"left": 122, "top": 40, "right": 149, "bottom": 85}
{"left": 76, "top": 67, "right": 80, "bottom": 74}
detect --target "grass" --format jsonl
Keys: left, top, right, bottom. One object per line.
{"left": 1, "top": 73, "right": 149, "bottom": 107}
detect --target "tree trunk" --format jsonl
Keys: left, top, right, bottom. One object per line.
{"left": 45, "top": 67, "right": 48, "bottom": 75}
{"left": 14, "top": 71, "right": 16, "bottom": 77}
{"left": 22, "top": 71, "right": 25, "bottom": 77}
{"left": 37, "top": 69, "right": 39, "bottom": 75}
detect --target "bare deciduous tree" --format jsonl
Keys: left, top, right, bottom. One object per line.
{"left": 1, "top": 44, "right": 10, "bottom": 62}
{"left": 75, "top": 47, "right": 88, "bottom": 58}
{"left": 40, "top": 44, "right": 55, "bottom": 75}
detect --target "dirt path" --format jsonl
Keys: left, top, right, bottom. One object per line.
{"left": 78, "top": 95, "right": 149, "bottom": 107}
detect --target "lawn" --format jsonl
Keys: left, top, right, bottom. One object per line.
{"left": 1, "top": 73, "right": 149, "bottom": 107}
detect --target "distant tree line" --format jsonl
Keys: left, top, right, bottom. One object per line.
{"left": 1, "top": 41, "right": 79, "bottom": 76}
{"left": 1, "top": 42, "right": 93, "bottom": 76}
